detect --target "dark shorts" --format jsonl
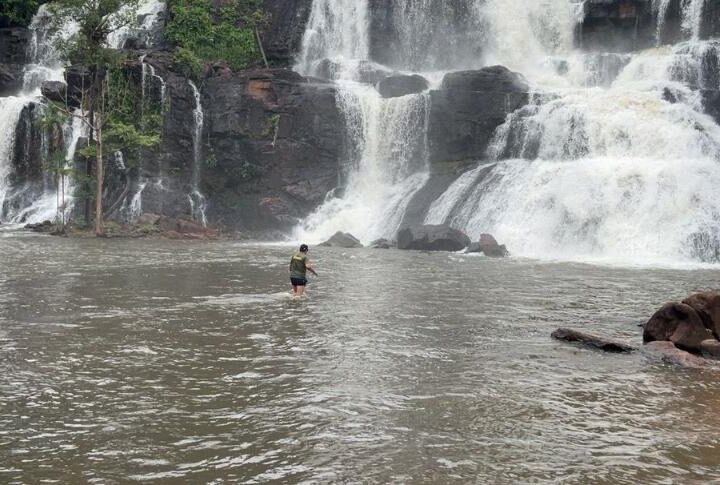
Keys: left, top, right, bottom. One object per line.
{"left": 290, "top": 277, "right": 307, "bottom": 286}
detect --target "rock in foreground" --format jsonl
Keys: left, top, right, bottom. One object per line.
{"left": 466, "top": 233, "right": 509, "bottom": 257}
{"left": 552, "top": 327, "right": 637, "bottom": 353}
{"left": 643, "top": 302, "right": 713, "bottom": 353}
{"left": 319, "top": 231, "right": 363, "bottom": 248}
{"left": 397, "top": 224, "right": 470, "bottom": 252}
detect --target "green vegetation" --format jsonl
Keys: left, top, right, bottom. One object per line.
{"left": 0, "top": 0, "right": 47, "bottom": 26}
{"left": 44, "top": 0, "right": 160, "bottom": 235}
{"left": 166, "top": 0, "right": 266, "bottom": 74}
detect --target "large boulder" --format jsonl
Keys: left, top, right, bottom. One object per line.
{"left": 319, "top": 231, "right": 363, "bottom": 248}
{"left": 41, "top": 81, "right": 67, "bottom": 104}
{"left": 428, "top": 66, "right": 529, "bottom": 165}
{"left": 377, "top": 74, "right": 428, "bottom": 98}
{"left": 643, "top": 302, "right": 713, "bottom": 352}
{"left": 397, "top": 224, "right": 470, "bottom": 251}
{"left": 682, "top": 291, "right": 720, "bottom": 340}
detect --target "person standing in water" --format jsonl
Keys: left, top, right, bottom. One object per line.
{"left": 289, "top": 244, "right": 317, "bottom": 297}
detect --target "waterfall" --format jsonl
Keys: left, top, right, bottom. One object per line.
{"left": 294, "top": 0, "right": 438, "bottom": 243}
{"left": 424, "top": 0, "right": 720, "bottom": 264}
{"left": 106, "top": 0, "right": 167, "bottom": 49}
{"left": 188, "top": 80, "right": 207, "bottom": 226}
{"left": 654, "top": 0, "right": 707, "bottom": 42}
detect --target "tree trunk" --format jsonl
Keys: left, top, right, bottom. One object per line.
{"left": 94, "top": 116, "right": 104, "bottom": 236}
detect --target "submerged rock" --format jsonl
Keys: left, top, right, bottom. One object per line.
{"left": 377, "top": 74, "right": 429, "bottom": 98}
{"left": 396, "top": 224, "right": 470, "bottom": 252}
{"left": 319, "top": 231, "right": 363, "bottom": 248}
{"left": 551, "top": 327, "right": 637, "bottom": 353}
{"left": 645, "top": 341, "right": 708, "bottom": 369}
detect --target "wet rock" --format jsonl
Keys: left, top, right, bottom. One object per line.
{"left": 397, "top": 224, "right": 470, "bottom": 252}
{"left": 578, "top": 0, "right": 655, "bottom": 52}
{"left": 700, "top": 339, "right": 720, "bottom": 359}
{"left": 137, "top": 213, "right": 161, "bottom": 226}
{"left": 370, "top": 238, "right": 395, "bottom": 249}
{"left": 643, "top": 302, "right": 713, "bottom": 352}
{"left": 377, "top": 74, "right": 429, "bottom": 98}
{"left": 466, "top": 233, "right": 509, "bottom": 257}
{"left": 681, "top": 291, "right": 720, "bottom": 340}
{"left": 440, "top": 66, "right": 528, "bottom": 93}
{"left": 25, "top": 220, "right": 53, "bottom": 233}
{"left": 645, "top": 341, "right": 708, "bottom": 369}
{"left": 0, "top": 27, "right": 29, "bottom": 65}
{"left": 428, "top": 66, "right": 529, "bottom": 165}
{"left": 41, "top": 81, "right": 67, "bottom": 103}
{"left": 551, "top": 328, "right": 637, "bottom": 353}
{"left": 259, "top": 0, "right": 314, "bottom": 66}
{"left": 319, "top": 231, "right": 363, "bottom": 248}
{"left": 0, "top": 63, "right": 23, "bottom": 95}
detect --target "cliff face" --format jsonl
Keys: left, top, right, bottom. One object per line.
{"left": 0, "top": 27, "right": 28, "bottom": 95}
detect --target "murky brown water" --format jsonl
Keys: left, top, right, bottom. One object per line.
{"left": 1, "top": 229, "right": 720, "bottom": 483}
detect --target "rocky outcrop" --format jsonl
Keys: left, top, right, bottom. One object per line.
{"left": 552, "top": 328, "right": 637, "bottom": 353}
{"left": 377, "top": 74, "right": 428, "bottom": 98}
{"left": 260, "top": 0, "right": 313, "bottom": 66}
{"left": 682, "top": 291, "right": 720, "bottom": 340}
{"left": 397, "top": 224, "right": 470, "bottom": 251}
{"left": 0, "top": 27, "right": 29, "bottom": 95}
{"left": 578, "top": 0, "right": 655, "bottom": 52}
{"left": 428, "top": 66, "right": 529, "bottom": 166}
{"left": 201, "top": 68, "right": 345, "bottom": 233}
{"left": 319, "top": 231, "right": 363, "bottom": 248}
{"left": 40, "top": 81, "right": 67, "bottom": 103}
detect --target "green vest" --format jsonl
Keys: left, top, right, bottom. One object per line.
{"left": 290, "top": 253, "right": 307, "bottom": 278}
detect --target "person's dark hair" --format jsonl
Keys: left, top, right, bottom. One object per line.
{"left": 299, "top": 244, "right": 309, "bottom": 252}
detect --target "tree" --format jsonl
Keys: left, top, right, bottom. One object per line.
{"left": 45, "top": 0, "right": 159, "bottom": 235}
{"left": 0, "top": 0, "right": 47, "bottom": 27}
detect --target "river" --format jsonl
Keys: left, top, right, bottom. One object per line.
{"left": 1, "top": 229, "right": 719, "bottom": 483}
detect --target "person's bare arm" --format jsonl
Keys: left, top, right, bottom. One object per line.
{"left": 306, "top": 263, "right": 318, "bottom": 276}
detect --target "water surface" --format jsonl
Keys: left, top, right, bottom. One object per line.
{"left": 1, "top": 231, "right": 719, "bottom": 483}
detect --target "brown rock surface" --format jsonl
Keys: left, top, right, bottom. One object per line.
{"left": 643, "top": 302, "right": 712, "bottom": 352}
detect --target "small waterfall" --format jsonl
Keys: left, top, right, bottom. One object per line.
{"left": 188, "top": 80, "right": 207, "bottom": 226}
{"left": 140, "top": 55, "right": 167, "bottom": 108}
{"left": 106, "top": 0, "right": 167, "bottom": 49}
{"left": 654, "top": 0, "right": 707, "bottom": 42}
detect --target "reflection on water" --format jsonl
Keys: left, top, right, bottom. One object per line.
{"left": 1, "top": 232, "right": 720, "bottom": 483}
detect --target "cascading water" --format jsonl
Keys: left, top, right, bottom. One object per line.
{"left": 425, "top": 0, "right": 720, "bottom": 264}
{"left": 188, "top": 80, "right": 207, "bottom": 226}
{"left": 106, "top": 0, "right": 167, "bottom": 49}
{"left": 294, "top": 0, "right": 443, "bottom": 243}
{"left": 296, "top": 0, "right": 720, "bottom": 264}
